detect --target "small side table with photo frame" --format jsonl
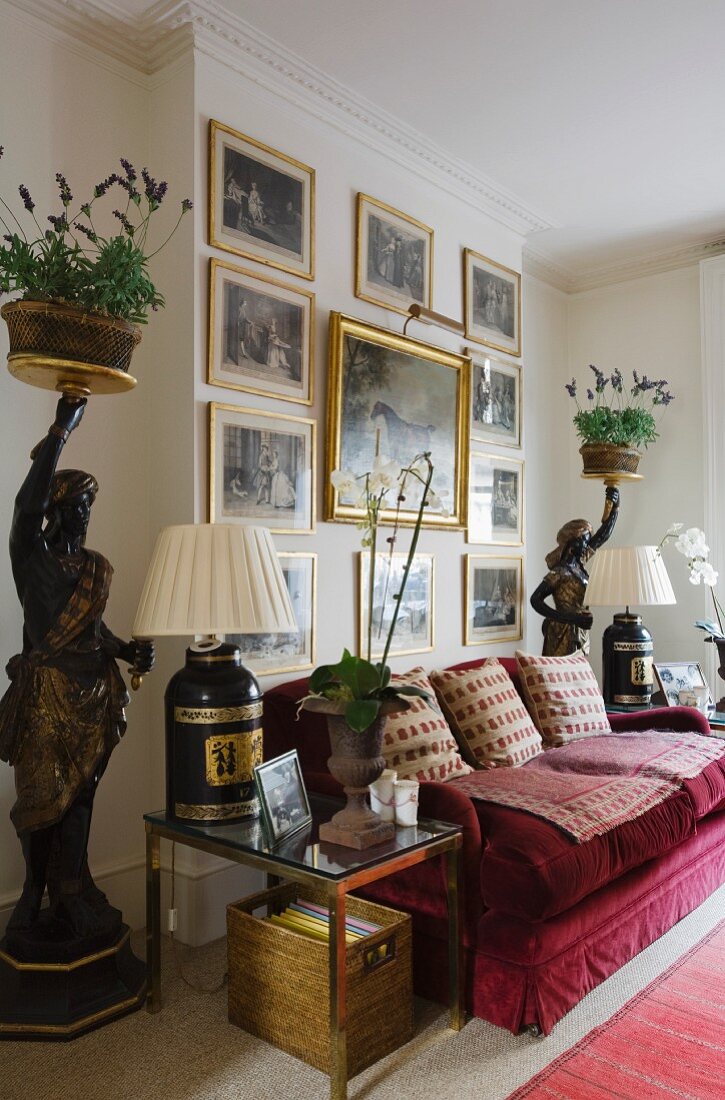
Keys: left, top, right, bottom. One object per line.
{"left": 144, "top": 795, "right": 464, "bottom": 1100}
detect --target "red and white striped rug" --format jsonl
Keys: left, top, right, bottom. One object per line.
{"left": 507, "top": 921, "right": 725, "bottom": 1099}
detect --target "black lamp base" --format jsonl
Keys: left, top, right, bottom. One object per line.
{"left": 602, "top": 612, "right": 654, "bottom": 707}
{"left": 165, "top": 641, "right": 263, "bottom": 825}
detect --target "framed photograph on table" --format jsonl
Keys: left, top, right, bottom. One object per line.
{"left": 209, "top": 119, "right": 315, "bottom": 280}
{"left": 359, "top": 551, "right": 434, "bottom": 659}
{"left": 209, "top": 402, "right": 316, "bottom": 534}
{"left": 208, "top": 258, "right": 314, "bottom": 405}
{"left": 355, "top": 193, "right": 433, "bottom": 316}
{"left": 227, "top": 552, "right": 316, "bottom": 676}
{"left": 468, "top": 350, "right": 521, "bottom": 449}
{"left": 468, "top": 452, "right": 524, "bottom": 545}
{"left": 653, "top": 662, "right": 713, "bottom": 708}
{"left": 326, "top": 312, "right": 469, "bottom": 529}
{"left": 464, "top": 249, "right": 521, "bottom": 357}
{"left": 464, "top": 554, "right": 523, "bottom": 645}
{"left": 254, "top": 750, "right": 312, "bottom": 845}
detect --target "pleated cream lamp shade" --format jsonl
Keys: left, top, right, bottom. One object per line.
{"left": 133, "top": 524, "right": 297, "bottom": 826}
{"left": 133, "top": 524, "right": 296, "bottom": 638}
{"left": 586, "top": 546, "right": 676, "bottom": 708}
{"left": 586, "top": 546, "right": 676, "bottom": 609}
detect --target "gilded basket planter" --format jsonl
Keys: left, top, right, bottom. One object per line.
{"left": 1, "top": 300, "right": 140, "bottom": 395}
{"left": 579, "top": 442, "right": 642, "bottom": 478}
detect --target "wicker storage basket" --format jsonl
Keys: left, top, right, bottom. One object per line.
{"left": 580, "top": 442, "right": 641, "bottom": 476}
{"left": 1, "top": 300, "right": 141, "bottom": 373}
{"left": 227, "top": 882, "right": 413, "bottom": 1077}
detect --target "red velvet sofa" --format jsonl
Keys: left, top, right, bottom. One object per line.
{"left": 263, "top": 657, "right": 725, "bottom": 1035}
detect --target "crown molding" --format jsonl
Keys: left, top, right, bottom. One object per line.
{"left": 5, "top": 0, "right": 553, "bottom": 238}
{"left": 525, "top": 236, "right": 725, "bottom": 295}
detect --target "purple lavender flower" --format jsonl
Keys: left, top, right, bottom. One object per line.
{"left": 47, "top": 214, "right": 69, "bottom": 232}
{"left": 0, "top": 146, "right": 4, "bottom": 160}
{"left": 94, "top": 175, "right": 116, "bottom": 198}
{"left": 55, "top": 172, "right": 72, "bottom": 206}
{"left": 18, "top": 184, "right": 34, "bottom": 212}
{"left": 113, "top": 209, "right": 135, "bottom": 236}
{"left": 587, "top": 388, "right": 595, "bottom": 401}
{"left": 610, "top": 368, "right": 623, "bottom": 392}
{"left": 3, "top": 234, "right": 13, "bottom": 243}
{"left": 181, "top": 198, "right": 193, "bottom": 212}
{"left": 120, "top": 158, "right": 137, "bottom": 183}
{"left": 74, "top": 222, "right": 97, "bottom": 243}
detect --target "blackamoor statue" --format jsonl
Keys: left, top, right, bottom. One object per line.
{"left": 0, "top": 396, "right": 154, "bottom": 941}
{"left": 530, "top": 485, "right": 619, "bottom": 656}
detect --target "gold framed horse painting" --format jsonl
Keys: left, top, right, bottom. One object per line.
{"left": 325, "top": 313, "right": 469, "bottom": 528}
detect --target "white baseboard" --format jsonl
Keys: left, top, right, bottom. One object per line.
{"left": 0, "top": 853, "right": 262, "bottom": 946}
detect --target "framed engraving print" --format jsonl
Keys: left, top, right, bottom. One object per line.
{"left": 355, "top": 193, "right": 433, "bottom": 316}
{"left": 326, "top": 313, "right": 469, "bottom": 529}
{"left": 464, "top": 249, "right": 521, "bottom": 357}
{"left": 464, "top": 554, "right": 523, "bottom": 645}
{"left": 208, "top": 258, "right": 314, "bottom": 405}
{"left": 209, "top": 402, "right": 315, "bottom": 534}
{"left": 359, "top": 552, "right": 434, "bottom": 659}
{"left": 468, "top": 350, "right": 521, "bottom": 448}
{"left": 209, "top": 120, "right": 315, "bottom": 280}
{"left": 227, "top": 552, "right": 316, "bottom": 676}
{"left": 468, "top": 452, "right": 524, "bottom": 546}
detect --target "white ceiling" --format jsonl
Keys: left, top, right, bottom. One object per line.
{"left": 214, "top": 0, "right": 725, "bottom": 284}
{"left": 21, "top": 0, "right": 725, "bottom": 286}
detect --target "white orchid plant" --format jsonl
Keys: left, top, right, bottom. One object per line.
{"left": 305, "top": 451, "right": 444, "bottom": 732}
{"left": 658, "top": 524, "right": 725, "bottom": 639}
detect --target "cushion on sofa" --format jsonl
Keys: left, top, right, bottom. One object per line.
{"left": 382, "top": 667, "right": 472, "bottom": 782}
{"left": 430, "top": 659, "right": 542, "bottom": 769}
{"left": 516, "top": 650, "right": 611, "bottom": 745}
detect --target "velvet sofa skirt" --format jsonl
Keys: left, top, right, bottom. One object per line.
{"left": 360, "top": 810, "right": 725, "bottom": 1035}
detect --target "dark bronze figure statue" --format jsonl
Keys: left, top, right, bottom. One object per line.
{"left": 0, "top": 396, "right": 154, "bottom": 941}
{"left": 530, "top": 485, "right": 619, "bottom": 656}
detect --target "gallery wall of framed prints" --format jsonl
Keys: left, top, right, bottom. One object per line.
{"left": 204, "top": 110, "right": 528, "bottom": 669}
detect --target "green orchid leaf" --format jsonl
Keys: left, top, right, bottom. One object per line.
{"left": 309, "top": 664, "right": 333, "bottom": 693}
{"left": 376, "top": 663, "right": 391, "bottom": 690}
{"left": 392, "top": 685, "right": 432, "bottom": 700}
{"left": 345, "top": 698, "right": 381, "bottom": 733}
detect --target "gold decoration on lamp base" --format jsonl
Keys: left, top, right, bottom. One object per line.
{"left": 7, "top": 355, "right": 137, "bottom": 397}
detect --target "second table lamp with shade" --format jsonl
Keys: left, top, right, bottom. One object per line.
{"left": 586, "top": 545, "right": 676, "bottom": 707}
{"left": 132, "top": 524, "right": 296, "bottom": 825}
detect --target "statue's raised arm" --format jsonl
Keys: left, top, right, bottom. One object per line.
{"left": 529, "top": 485, "right": 619, "bottom": 656}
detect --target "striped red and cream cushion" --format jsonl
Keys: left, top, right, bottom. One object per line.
{"left": 430, "top": 660, "right": 543, "bottom": 768}
{"left": 515, "top": 650, "right": 611, "bottom": 746}
{"left": 381, "top": 668, "right": 473, "bottom": 782}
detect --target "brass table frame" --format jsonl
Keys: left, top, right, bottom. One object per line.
{"left": 145, "top": 816, "right": 464, "bottom": 1100}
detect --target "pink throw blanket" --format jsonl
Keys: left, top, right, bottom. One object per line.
{"left": 453, "top": 730, "right": 725, "bottom": 843}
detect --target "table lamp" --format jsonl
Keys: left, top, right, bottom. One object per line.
{"left": 586, "top": 545, "right": 676, "bottom": 707}
{"left": 133, "top": 524, "right": 296, "bottom": 824}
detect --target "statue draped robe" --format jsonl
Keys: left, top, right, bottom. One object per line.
{"left": 0, "top": 550, "right": 128, "bottom": 834}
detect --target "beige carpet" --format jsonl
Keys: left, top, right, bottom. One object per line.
{"left": 2, "top": 887, "right": 723, "bottom": 1100}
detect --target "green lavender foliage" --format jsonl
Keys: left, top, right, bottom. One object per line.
{"left": 0, "top": 151, "right": 191, "bottom": 324}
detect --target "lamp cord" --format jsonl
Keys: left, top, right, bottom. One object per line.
{"left": 169, "top": 841, "right": 228, "bottom": 995}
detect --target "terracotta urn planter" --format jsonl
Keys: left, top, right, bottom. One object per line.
{"left": 1, "top": 300, "right": 140, "bottom": 396}
{"left": 579, "top": 442, "right": 641, "bottom": 478}
{"left": 301, "top": 697, "right": 405, "bottom": 849}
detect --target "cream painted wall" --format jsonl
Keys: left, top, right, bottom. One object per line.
{"left": 566, "top": 266, "right": 707, "bottom": 682}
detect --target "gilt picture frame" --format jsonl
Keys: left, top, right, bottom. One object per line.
{"left": 468, "top": 452, "right": 524, "bottom": 546}
{"left": 464, "top": 249, "right": 521, "bottom": 357}
{"left": 209, "top": 402, "right": 316, "bottom": 534}
{"left": 209, "top": 119, "right": 315, "bottom": 280}
{"left": 208, "top": 258, "right": 314, "bottom": 405}
{"left": 226, "top": 552, "right": 316, "bottom": 676}
{"left": 355, "top": 193, "right": 433, "bottom": 316}
{"left": 358, "top": 551, "right": 434, "bottom": 659}
{"left": 326, "top": 313, "right": 469, "bottom": 529}
{"left": 464, "top": 554, "right": 523, "bottom": 645}
{"left": 468, "top": 349, "right": 522, "bottom": 449}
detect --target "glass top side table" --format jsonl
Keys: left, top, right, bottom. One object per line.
{"left": 144, "top": 794, "right": 464, "bottom": 1100}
